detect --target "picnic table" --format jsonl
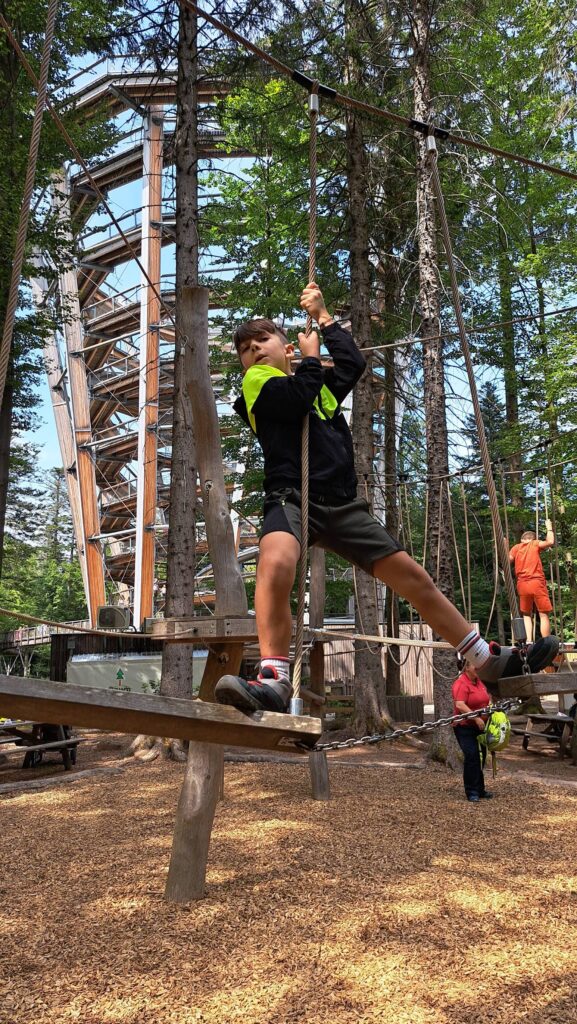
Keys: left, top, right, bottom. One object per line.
{"left": 0, "top": 719, "right": 81, "bottom": 770}
{"left": 512, "top": 713, "right": 575, "bottom": 760}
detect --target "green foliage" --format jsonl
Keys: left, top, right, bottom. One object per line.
{"left": 0, "top": 466, "right": 87, "bottom": 633}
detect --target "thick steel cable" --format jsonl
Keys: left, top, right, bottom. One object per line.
{"left": 0, "top": 0, "right": 59, "bottom": 412}
{"left": 426, "top": 135, "right": 524, "bottom": 641}
{"left": 363, "top": 303, "right": 577, "bottom": 353}
{"left": 177, "top": 0, "right": 577, "bottom": 184}
{"left": 292, "top": 84, "right": 319, "bottom": 708}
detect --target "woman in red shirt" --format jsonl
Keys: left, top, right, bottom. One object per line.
{"left": 452, "top": 660, "right": 492, "bottom": 803}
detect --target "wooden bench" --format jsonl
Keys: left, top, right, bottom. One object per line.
{"left": 325, "top": 694, "right": 425, "bottom": 725}
{"left": 2, "top": 737, "right": 83, "bottom": 769}
{"left": 517, "top": 713, "right": 574, "bottom": 760}
{"left": 0, "top": 723, "right": 83, "bottom": 771}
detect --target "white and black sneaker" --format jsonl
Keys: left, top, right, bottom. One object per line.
{"left": 215, "top": 666, "right": 292, "bottom": 713}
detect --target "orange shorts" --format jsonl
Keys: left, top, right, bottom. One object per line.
{"left": 517, "top": 580, "right": 553, "bottom": 615}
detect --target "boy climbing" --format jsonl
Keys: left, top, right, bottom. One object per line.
{"left": 215, "top": 284, "right": 538, "bottom": 714}
{"left": 509, "top": 521, "right": 555, "bottom": 642}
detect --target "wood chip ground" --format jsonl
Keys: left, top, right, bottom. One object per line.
{"left": 1, "top": 736, "right": 576, "bottom": 1024}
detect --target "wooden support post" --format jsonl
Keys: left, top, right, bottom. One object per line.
{"left": 55, "top": 174, "right": 105, "bottom": 624}
{"left": 134, "top": 106, "right": 163, "bottom": 628}
{"left": 308, "top": 749, "right": 331, "bottom": 801}
{"left": 198, "top": 642, "right": 244, "bottom": 703}
{"left": 165, "top": 742, "right": 223, "bottom": 903}
{"left": 31, "top": 270, "right": 89, "bottom": 600}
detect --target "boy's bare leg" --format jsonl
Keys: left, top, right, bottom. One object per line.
{"left": 255, "top": 532, "right": 300, "bottom": 657}
{"left": 539, "top": 612, "right": 551, "bottom": 637}
{"left": 372, "top": 551, "right": 476, "bottom": 646}
{"left": 214, "top": 532, "right": 299, "bottom": 712}
{"left": 523, "top": 614, "right": 534, "bottom": 643}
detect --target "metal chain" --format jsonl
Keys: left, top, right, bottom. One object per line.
{"left": 307, "top": 698, "right": 520, "bottom": 752}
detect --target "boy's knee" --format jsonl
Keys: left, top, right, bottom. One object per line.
{"left": 259, "top": 539, "right": 299, "bottom": 580}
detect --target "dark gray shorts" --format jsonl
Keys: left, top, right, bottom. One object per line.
{"left": 260, "top": 487, "right": 404, "bottom": 574}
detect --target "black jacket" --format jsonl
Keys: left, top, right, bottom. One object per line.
{"left": 233, "top": 322, "right": 366, "bottom": 498}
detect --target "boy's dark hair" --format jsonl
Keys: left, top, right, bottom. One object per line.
{"left": 233, "top": 318, "right": 288, "bottom": 352}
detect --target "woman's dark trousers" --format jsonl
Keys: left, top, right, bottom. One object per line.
{"left": 454, "top": 725, "right": 486, "bottom": 798}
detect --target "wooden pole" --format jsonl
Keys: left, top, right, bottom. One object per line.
{"left": 55, "top": 174, "right": 106, "bottom": 624}
{"left": 183, "top": 286, "right": 247, "bottom": 617}
{"left": 30, "top": 271, "right": 89, "bottom": 599}
{"left": 134, "top": 106, "right": 163, "bottom": 628}
{"left": 165, "top": 742, "right": 223, "bottom": 902}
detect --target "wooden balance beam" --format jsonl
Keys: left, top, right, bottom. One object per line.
{"left": 0, "top": 676, "right": 322, "bottom": 753}
{"left": 496, "top": 671, "right": 577, "bottom": 700}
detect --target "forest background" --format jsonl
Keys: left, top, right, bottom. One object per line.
{"left": 0, "top": 0, "right": 576, "bottom": 686}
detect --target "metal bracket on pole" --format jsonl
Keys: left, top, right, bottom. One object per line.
{"left": 511, "top": 616, "right": 527, "bottom": 644}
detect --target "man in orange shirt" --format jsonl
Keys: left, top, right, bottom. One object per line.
{"left": 509, "top": 519, "right": 555, "bottom": 642}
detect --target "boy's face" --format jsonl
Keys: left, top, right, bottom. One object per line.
{"left": 237, "top": 331, "right": 294, "bottom": 373}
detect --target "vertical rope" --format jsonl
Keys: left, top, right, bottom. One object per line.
{"left": 292, "top": 83, "right": 319, "bottom": 706}
{"left": 421, "top": 482, "right": 429, "bottom": 568}
{"left": 546, "top": 450, "right": 565, "bottom": 638}
{"left": 426, "top": 135, "right": 524, "bottom": 641}
{"left": 0, "top": 0, "right": 60, "bottom": 411}
{"left": 446, "top": 480, "right": 467, "bottom": 615}
{"left": 460, "top": 477, "right": 472, "bottom": 622}
{"left": 542, "top": 476, "right": 558, "bottom": 634}
{"left": 499, "top": 464, "right": 510, "bottom": 544}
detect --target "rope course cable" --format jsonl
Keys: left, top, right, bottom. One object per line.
{"left": 426, "top": 133, "right": 524, "bottom": 641}
{"left": 0, "top": 0, "right": 59, "bottom": 412}
{"left": 0, "top": 14, "right": 177, "bottom": 335}
{"left": 363, "top": 302, "right": 577, "bottom": 354}
{"left": 178, "top": 0, "right": 577, "bottom": 184}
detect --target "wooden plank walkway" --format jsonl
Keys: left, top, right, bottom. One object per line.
{"left": 0, "top": 676, "right": 321, "bottom": 753}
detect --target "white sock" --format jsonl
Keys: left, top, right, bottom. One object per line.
{"left": 259, "top": 657, "right": 291, "bottom": 683}
{"left": 456, "top": 630, "right": 491, "bottom": 666}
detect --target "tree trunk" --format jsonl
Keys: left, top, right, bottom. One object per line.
{"left": 165, "top": 3, "right": 248, "bottom": 904}
{"left": 161, "top": 0, "right": 201, "bottom": 705}
{"left": 412, "top": 0, "right": 460, "bottom": 767}
{"left": 345, "top": 101, "right": 391, "bottom": 734}
{"left": 381, "top": 253, "right": 402, "bottom": 697}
